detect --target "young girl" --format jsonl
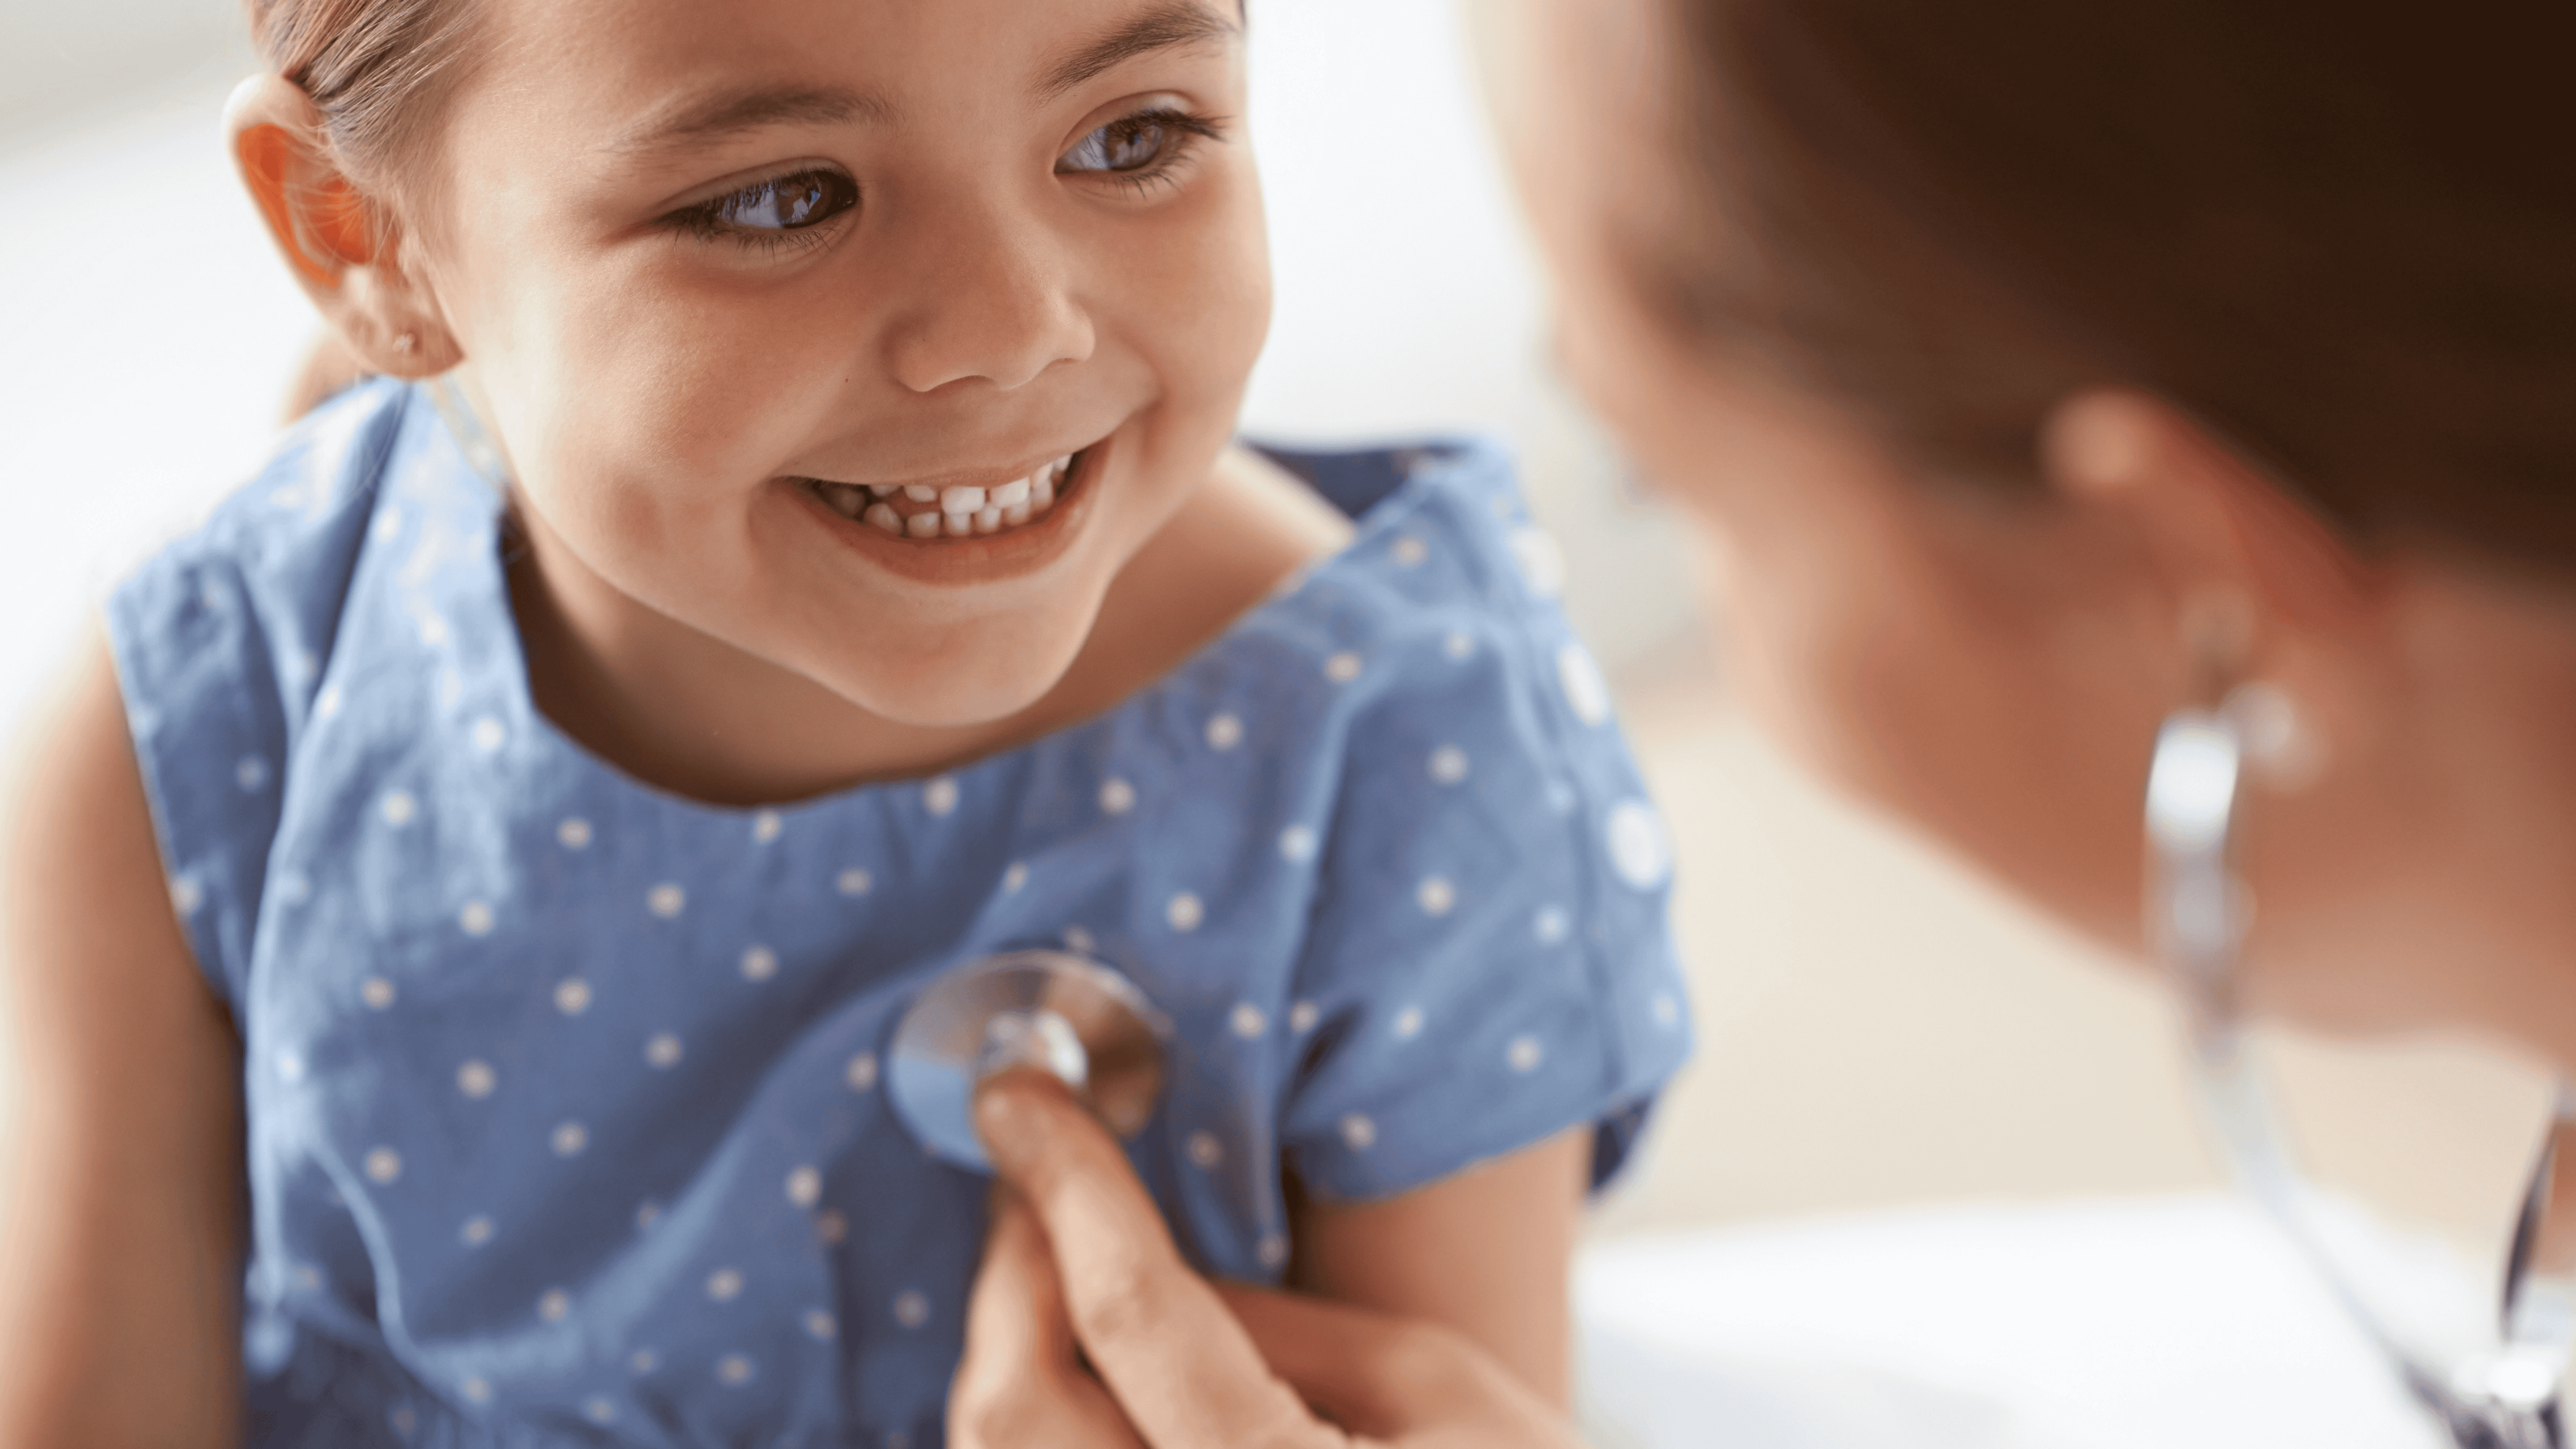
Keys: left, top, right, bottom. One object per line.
{"left": 0, "top": 0, "right": 1690, "bottom": 1443}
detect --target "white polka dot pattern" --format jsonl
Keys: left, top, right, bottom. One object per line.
{"left": 645, "top": 1034, "right": 683, "bottom": 1069}
{"left": 785, "top": 1165, "right": 822, "bottom": 1207}
{"left": 1001, "top": 861, "right": 1028, "bottom": 892}
{"left": 1099, "top": 777, "right": 1137, "bottom": 815}
{"left": 459, "top": 1215, "right": 494, "bottom": 1247}
{"left": 459, "top": 901, "right": 494, "bottom": 936}
{"left": 804, "top": 1309, "right": 837, "bottom": 1340}
{"left": 751, "top": 809, "right": 781, "bottom": 844}
{"left": 706, "top": 1268, "right": 743, "bottom": 1301}
{"left": 1206, "top": 713, "right": 1243, "bottom": 750}
{"left": 551, "top": 1122, "right": 588, "bottom": 1157}
{"left": 379, "top": 791, "right": 416, "bottom": 827}
{"left": 1187, "top": 1131, "right": 1224, "bottom": 1167}
{"left": 1278, "top": 825, "right": 1319, "bottom": 862}
{"left": 739, "top": 946, "right": 778, "bottom": 982}
{"left": 1534, "top": 906, "right": 1571, "bottom": 944}
{"left": 557, "top": 817, "right": 592, "bottom": 850}
{"left": 1508, "top": 526, "right": 1565, "bottom": 597}
{"left": 469, "top": 716, "right": 505, "bottom": 753}
{"left": 539, "top": 1288, "right": 570, "bottom": 1321}
{"left": 1606, "top": 800, "right": 1671, "bottom": 889}
{"left": 1339, "top": 1115, "right": 1377, "bottom": 1150}
{"left": 845, "top": 1052, "right": 879, "bottom": 1092}
{"left": 924, "top": 776, "right": 960, "bottom": 816}
{"left": 716, "top": 1355, "right": 754, "bottom": 1387}
{"left": 1230, "top": 1003, "right": 1267, "bottom": 1038}
{"left": 1392, "top": 1006, "right": 1425, "bottom": 1040}
{"left": 1507, "top": 1036, "right": 1545, "bottom": 1073}
{"left": 1288, "top": 1000, "right": 1320, "bottom": 1034}
{"left": 554, "top": 978, "right": 592, "bottom": 1014}
{"left": 364, "top": 1147, "right": 402, "bottom": 1183}
{"left": 1391, "top": 535, "right": 1428, "bottom": 567}
{"left": 457, "top": 1059, "right": 496, "bottom": 1097}
{"left": 838, "top": 868, "right": 872, "bottom": 896}
{"left": 1416, "top": 876, "right": 1455, "bottom": 916}
{"left": 647, "top": 883, "right": 685, "bottom": 918}
{"left": 1556, "top": 642, "right": 1613, "bottom": 726}
{"left": 1324, "top": 652, "right": 1363, "bottom": 683}
{"left": 1166, "top": 892, "right": 1203, "bottom": 932}
{"left": 361, "top": 977, "right": 396, "bottom": 1009}
{"left": 1428, "top": 745, "right": 1469, "bottom": 785}
{"left": 892, "top": 1290, "right": 931, "bottom": 1329}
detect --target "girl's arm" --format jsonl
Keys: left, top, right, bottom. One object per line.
{"left": 0, "top": 634, "right": 247, "bottom": 1448}
{"left": 1290, "top": 1129, "right": 1591, "bottom": 1409}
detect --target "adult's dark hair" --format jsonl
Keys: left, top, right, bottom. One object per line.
{"left": 1649, "top": 0, "right": 2576, "bottom": 570}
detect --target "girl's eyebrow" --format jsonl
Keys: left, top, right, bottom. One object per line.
{"left": 1036, "top": 0, "right": 1241, "bottom": 100}
{"left": 604, "top": 0, "right": 1236, "bottom": 161}
{"left": 606, "top": 85, "right": 895, "bottom": 158}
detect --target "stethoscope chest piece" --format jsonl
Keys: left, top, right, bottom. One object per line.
{"left": 888, "top": 949, "right": 1173, "bottom": 1172}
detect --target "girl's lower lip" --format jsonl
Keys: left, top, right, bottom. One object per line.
{"left": 789, "top": 441, "right": 1108, "bottom": 586}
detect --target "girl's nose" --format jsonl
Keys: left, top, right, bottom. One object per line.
{"left": 886, "top": 212, "right": 1096, "bottom": 395}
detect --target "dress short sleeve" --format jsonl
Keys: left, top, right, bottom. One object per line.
{"left": 103, "top": 382, "right": 404, "bottom": 1009}
{"left": 1275, "top": 451, "right": 1693, "bottom": 1204}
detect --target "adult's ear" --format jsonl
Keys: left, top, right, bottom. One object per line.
{"left": 225, "top": 75, "right": 461, "bottom": 378}
{"left": 2041, "top": 387, "right": 2388, "bottom": 785}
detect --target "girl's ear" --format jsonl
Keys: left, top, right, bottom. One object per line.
{"left": 225, "top": 75, "right": 462, "bottom": 378}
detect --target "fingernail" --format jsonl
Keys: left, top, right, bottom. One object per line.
{"left": 972, "top": 1072, "right": 1044, "bottom": 1170}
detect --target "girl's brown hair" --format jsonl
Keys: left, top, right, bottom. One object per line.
{"left": 1651, "top": 0, "right": 2576, "bottom": 570}
{"left": 242, "top": 0, "right": 479, "bottom": 193}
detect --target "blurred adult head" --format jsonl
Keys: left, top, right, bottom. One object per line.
{"left": 1484, "top": 0, "right": 2576, "bottom": 1059}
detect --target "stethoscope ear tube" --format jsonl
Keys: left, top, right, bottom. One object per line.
{"left": 2149, "top": 708, "right": 2572, "bottom": 1448}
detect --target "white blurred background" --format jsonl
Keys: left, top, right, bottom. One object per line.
{"left": 0, "top": 3, "right": 2558, "bottom": 1444}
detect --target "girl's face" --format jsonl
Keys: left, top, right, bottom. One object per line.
{"left": 419, "top": 0, "right": 1266, "bottom": 729}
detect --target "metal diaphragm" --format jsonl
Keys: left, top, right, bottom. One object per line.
{"left": 887, "top": 949, "right": 1172, "bottom": 1172}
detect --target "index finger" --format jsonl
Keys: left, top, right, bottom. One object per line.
{"left": 973, "top": 1070, "right": 1328, "bottom": 1449}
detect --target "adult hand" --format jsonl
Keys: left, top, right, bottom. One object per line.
{"left": 949, "top": 1070, "right": 1585, "bottom": 1449}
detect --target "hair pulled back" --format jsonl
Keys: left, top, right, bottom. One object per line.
{"left": 243, "top": 0, "right": 480, "bottom": 194}
{"left": 1655, "top": 0, "right": 2576, "bottom": 572}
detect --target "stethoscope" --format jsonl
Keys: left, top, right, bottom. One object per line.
{"left": 2149, "top": 702, "right": 2576, "bottom": 1446}
{"left": 885, "top": 949, "right": 1173, "bottom": 1172}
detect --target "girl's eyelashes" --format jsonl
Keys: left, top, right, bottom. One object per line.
{"left": 1056, "top": 106, "right": 1227, "bottom": 193}
{"left": 661, "top": 167, "right": 859, "bottom": 251}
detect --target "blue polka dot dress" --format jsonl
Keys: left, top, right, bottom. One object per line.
{"left": 107, "top": 379, "right": 1694, "bottom": 1447}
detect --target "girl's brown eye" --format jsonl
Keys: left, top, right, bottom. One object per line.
{"left": 1058, "top": 116, "right": 1175, "bottom": 174}
{"left": 706, "top": 170, "right": 858, "bottom": 230}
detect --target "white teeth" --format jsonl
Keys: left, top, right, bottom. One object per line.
{"left": 975, "top": 506, "right": 1001, "bottom": 534}
{"left": 1033, "top": 471, "right": 1056, "bottom": 509}
{"left": 1002, "top": 501, "right": 1031, "bottom": 528}
{"left": 941, "top": 485, "right": 986, "bottom": 515}
{"left": 945, "top": 512, "right": 972, "bottom": 537}
{"left": 991, "top": 478, "right": 1030, "bottom": 509}
{"left": 863, "top": 502, "right": 902, "bottom": 533}
{"left": 906, "top": 511, "right": 941, "bottom": 539}
{"left": 818, "top": 483, "right": 865, "bottom": 518}
{"left": 871, "top": 484, "right": 898, "bottom": 497}
{"left": 905, "top": 485, "right": 939, "bottom": 502}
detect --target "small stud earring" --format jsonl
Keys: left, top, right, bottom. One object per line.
{"left": 393, "top": 332, "right": 418, "bottom": 356}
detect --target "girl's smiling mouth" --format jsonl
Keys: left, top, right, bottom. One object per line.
{"left": 803, "top": 447, "right": 1085, "bottom": 540}
{"left": 784, "top": 435, "right": 1114, "bottom": 584}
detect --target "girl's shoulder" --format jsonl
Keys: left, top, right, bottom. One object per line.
{"left": 1195, "top": 436, "right": 1606, "bottom": 722}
